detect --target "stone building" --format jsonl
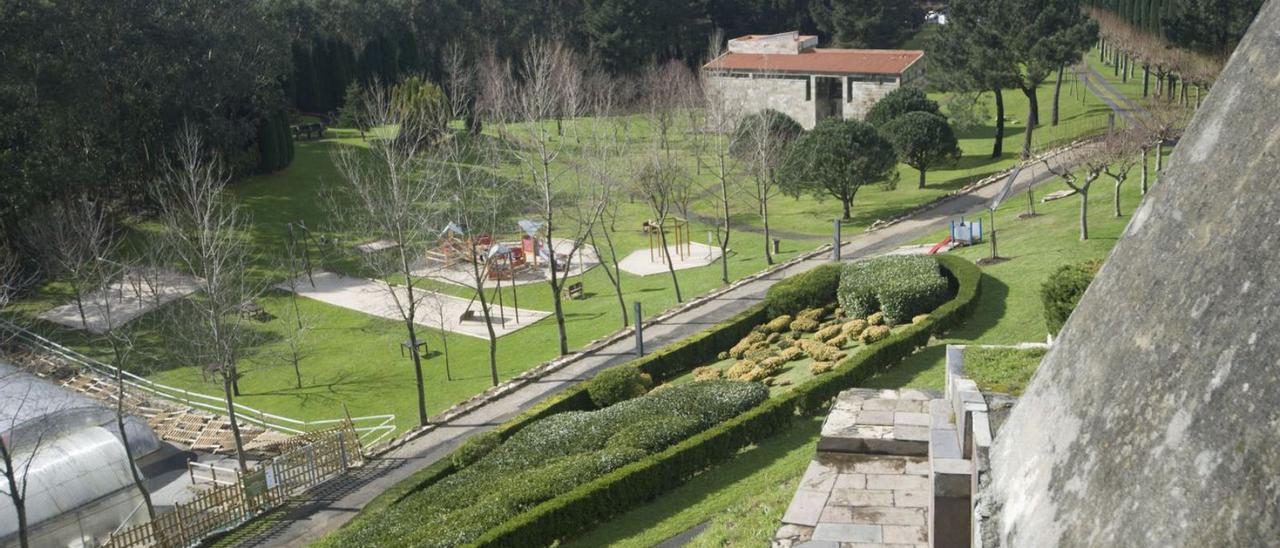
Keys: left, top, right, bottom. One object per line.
{"left": 702, "top": 31, "right": 925, "bottom": 129}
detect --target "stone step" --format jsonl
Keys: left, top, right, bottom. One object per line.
{"left": 817, "top": 388, "right": 938, "bottom": 457}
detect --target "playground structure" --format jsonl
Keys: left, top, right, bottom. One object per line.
{"left": 643, "top": 218, "right": 693, "bottom": 264}
{"left": 949, "top": 216, "right": 984, "bottom": 245}
{"left": 416, "top": 221, "right": 599, "bottom": 289}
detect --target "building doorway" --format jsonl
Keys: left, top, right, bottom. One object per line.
{"left": 814, "top": 76, "right": 843, "bottom": 124}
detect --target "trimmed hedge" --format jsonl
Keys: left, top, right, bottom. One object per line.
{"left": 470, "top": 255, "right": 981, "bottom": 547}
{"left": 1041, "top": 259, "right": 1102, "bottom": 334}
{"left": 838, "top": 256, "right": 950, "bottom": 324}
{"left": 326, "top": 256, "right": 981, "bottom": 547}
{"left": 586, "top": 366, "right": 653, "bottom": 407}
{"left": 323, "top": 381, "right": 767, "bottom": 547}
{"left": 764, "top": 263, "right": 842, "bottom": 318}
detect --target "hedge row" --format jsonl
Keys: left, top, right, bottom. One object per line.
{"left": 470, "top": 254, "right": 981, "bottom": 547}
{"left": 331, "top": 381, "right": 774, "bottom": 547}
{"left": 334, "top": 291, "right": 776, "bottom": 526}
{"left": 763, "top": 263, "right": 843, "bottom": 318}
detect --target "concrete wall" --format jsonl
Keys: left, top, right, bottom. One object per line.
{"left": 843, "top": 77, "right": 901, "bottom": 121}
{"left": 708, "top": 74, "right": 815, "bottom": 129}
{"left": 977, "top": 3, "right": 1280, "bottom": 546}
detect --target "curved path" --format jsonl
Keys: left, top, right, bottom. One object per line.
{"left": 224, "top": 141, "right": 1101, "bottom": 547}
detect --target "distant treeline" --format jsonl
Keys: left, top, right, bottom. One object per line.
{"left": 1083, "top": 0, "right": 1263, "bottom": 56}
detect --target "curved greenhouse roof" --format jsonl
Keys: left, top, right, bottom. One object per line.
{"left": 0, "top": 360, "right": 161, "bottom": 545}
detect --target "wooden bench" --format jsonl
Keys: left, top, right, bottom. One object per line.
{"left": 562, "top": 281, "right": 584, "bottom": 300}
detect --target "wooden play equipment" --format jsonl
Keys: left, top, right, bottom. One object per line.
{"left": 646, "top": 218, "right": 692, "bottom": 263}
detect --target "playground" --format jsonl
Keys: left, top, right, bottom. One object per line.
{"left": 414, "top": 234, "right": 600, "bottom": 289}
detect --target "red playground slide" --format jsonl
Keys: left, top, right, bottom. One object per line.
{"left": 927, "top": 235, "right": 953, "bottom": 255}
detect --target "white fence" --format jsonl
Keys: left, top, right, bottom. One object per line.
{"left": 0, "top": 319, "right": 396, "bottom": 452}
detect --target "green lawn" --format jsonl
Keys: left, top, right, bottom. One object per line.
{"left": 962, "top": 346, "right": 1047, "bottom": 396}
{"left": 562, "top": 417, "right": 824, "bottom": 548}
{"left": 10, "top": 69, "right": 1116, "bottom": 435}
{"left": 862, "top": 146, "right": 1174, "bottom": 392}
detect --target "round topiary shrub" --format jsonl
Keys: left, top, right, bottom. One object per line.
{"left": 1041, "top": 260, "right": 1102, "bottom": 334}
{"left": 859, "top": 325, "right": 892, "bottom": 344}
{"left": 587, "top": 366, "right": 653, "bottom": 408}
{"left": 838, "top": 256, "right": 950, "bottom": 324}
{"left": 451, "top": 430, "right": 502, "bottom": 469}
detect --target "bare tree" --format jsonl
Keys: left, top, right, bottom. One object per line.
{"left": 580, "top": 74, "right": 630, "bottom": 328}
{"left": 0, "top": 378, "right": 49, "bottom": 548}
{"left": 484, "top": 38, "right": 608, "bottom": 356}
{"left": 92, "top": 265, "right": 157, "bottom": 522}
{"left": 329, "top": 81, "right": 442, "bottom": 427}
{"left": 0, "top": 245, "right": 41, "bottom": 548}
{"left": 1134, "top": 98, "right": 1192, "bottom": 179}
{"left": 423, "top": 290, "right": 453, "bottom": 381}
{"left": 697, "top": 33, "right": 742, "bottom": 285}
{"left": 1101, "top": 130, "right": 1143, "bottom": 217}
{"left": 1043, "top": 153, "right": 1107, "bottom": 241}
{"left": 737, "top": 109, "right": 799, "bottom": 265}
{"left": 26, "top": 198, "right": 116, "bottom": 330}
{"left": 151, "top": 127, "right": 261, "bottom": 470}
{"left": 633, "top": 61, "right": 700, "bottom": 303}
{"left": 440, "top": 60, "right": 521, "bottom": 387}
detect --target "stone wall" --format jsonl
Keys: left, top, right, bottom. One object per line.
{"left": 843, "top": 78, "right": 902, "bottom": 121}
{"left": 977, "top": 3, "right": 1280, "bottom": 546}
{"left": 708, "top": 74, "right": 815, "bottom": 129}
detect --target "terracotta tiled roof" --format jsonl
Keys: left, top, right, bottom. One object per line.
{"left": 703, "top": 48, "right": 924, "bottom": 76}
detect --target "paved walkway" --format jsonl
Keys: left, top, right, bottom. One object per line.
{"left": 229, "top": 149, "right": 1086, "bottom": 547}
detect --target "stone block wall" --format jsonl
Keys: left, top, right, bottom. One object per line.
{"left": 708, "top": 74, "right": 815, "bottom": 129}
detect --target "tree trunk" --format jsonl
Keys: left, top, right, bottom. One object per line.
{"left": 1121, "top": 55, "right": 1128, "bottom": 83}
{"left": 1021, "top": 86, "right": 1039, "bottom": 160}
{"left": 1078, "top": 191, "right": 1090, "bottom": 240}
{"left": 992, "top": 88, "right": 1005, "bottom": 158}
{"left": 440, "top": 329, "right": 451, "bottom": 381}
{"left": 552, "top": 288, "right": 568, "bottom": 355}
{"left": 841, "top": 198, "right": 852, "bottom": 221}
{"left": 405, "top": 319, "right": 428, "bottom": 425}
{"left": 1143, "top": 65, "right": 1150, "bottom": 97}
{"left": 718, "top": 162, "right": 731, "bottom": 285}
{"left": 1141, "top": 147, "right": 1149, "bottom": 194}
{"left": 117, "top": 370, "right": 155, "bottom": 521}
{"left": 223, "top": 374, "right": 248, "bottom": 471}
{"left": 1167, "top": 74, "right": 1177, "bottom": 101}
{"left": 2, "top": 439, "right": 30, "bottom": 548}
{"left": 918, "top": 168, "right": 927, "bottom": 189}
{"left": 656, "top": 222, "right": 683, "bottom": 302}
{"left": 591, "top": 230, "right": 628, "bottom": 328}
{"left": 1156, "top": 141, "right": 1164, "bottom": 171}
{"left": 1113, "top": 179, "right": 1123, "bottom": 217}
{"left": 762, "top": 192, "right": 774, "bottom": 265}
{"left": 1052, "top": 65, "right": 1064, "bottom": 126}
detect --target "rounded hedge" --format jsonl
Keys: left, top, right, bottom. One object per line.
{"left": 451, "top": 430, "right": 502, "bottom": 469}
{"left": 838, "top": 256, "right": 950, "bottom": 324}
{"left": 1041, "top": 260, "right": 1102, "bottom": 334}
{"left": 587, "top": 366, "right": 653, "bottom": 408}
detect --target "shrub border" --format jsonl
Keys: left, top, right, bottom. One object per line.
{"left": 468, "top": 254, "right": 981, "bottom": 547}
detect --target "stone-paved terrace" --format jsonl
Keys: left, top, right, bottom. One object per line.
{"left": 775, "top": 389, "right": 939, "bottom": 548}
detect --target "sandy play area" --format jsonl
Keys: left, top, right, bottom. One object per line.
{"left": 279, "top": 271, "right": 550, "bottom": 339}
{"left": 38, "top": 271, "right": 201, "bottom": 333}
{"left": 617, "top": 241, "right": 724, "bottom": 276}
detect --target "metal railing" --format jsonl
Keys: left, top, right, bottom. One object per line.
{"left": 0, "top": 319, "right": 397, "bottom": 451}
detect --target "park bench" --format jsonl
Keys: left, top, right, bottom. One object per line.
{"left": 562, "top": 281, "right": 584, "bottom": 300}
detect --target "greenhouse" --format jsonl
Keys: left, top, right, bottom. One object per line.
{"left": 1, "top": 361, "right": 161, "bottom": 548}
